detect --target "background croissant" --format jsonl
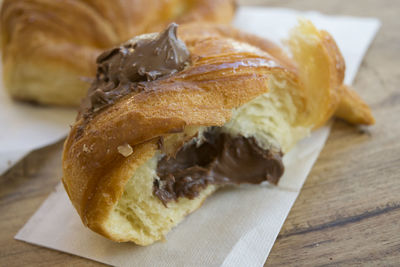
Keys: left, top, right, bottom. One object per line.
{"left": 0, "top": 0, "right": 235, "bottom": 106}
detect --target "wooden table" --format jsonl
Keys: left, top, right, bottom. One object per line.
{"left": 1, "top": 0, "right": 399, "bottom": 266}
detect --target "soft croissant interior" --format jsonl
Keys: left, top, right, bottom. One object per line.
{"left": 107, "top": 75, "right": 306, "bottom": 245}
{"left": 63, "top": 21, "right": 374, "bottom": 246}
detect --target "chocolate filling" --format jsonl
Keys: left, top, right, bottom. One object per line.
{"left": 154, "top": 130, "right": 284, "bottom": 206}
{"left": 76, "top": 23, "right": 190, "bottom": 139}
{"left": 86, "top": 22, "right": 190, "bottom": 112}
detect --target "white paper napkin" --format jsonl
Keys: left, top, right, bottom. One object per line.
{"left": 15, "top": 7, "right": 381, "bottom": 267}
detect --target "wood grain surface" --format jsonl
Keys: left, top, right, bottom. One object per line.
{"left": 1, "top": 0, "right": 399, "bottom": 266}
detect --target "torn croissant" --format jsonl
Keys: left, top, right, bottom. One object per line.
{"left": 62, "top": 21, "right": 374, "bottom": 245}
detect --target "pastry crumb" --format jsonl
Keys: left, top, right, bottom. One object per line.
{"left": 118, "top": 143, "right": 133, "bottom": 157}
{"left": 82, "top": 144, "right": 90, "bottom": 153}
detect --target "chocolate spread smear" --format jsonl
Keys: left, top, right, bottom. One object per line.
{"left": 154, "top": 130, "right": 284, "bottom": 206}
{"left": 85, "top": 22, "right": 190, "bottom": 113}
{"left": 75, "top": 23, "right": 190, "bottom": 139}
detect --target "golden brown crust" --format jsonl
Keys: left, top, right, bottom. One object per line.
{"left": 0, "top": 0, "right": 236, "bottom": 106}
{"left": 289, "top": 24, "right": 374, "bottom": 128}
{"left": 335, "top": 85, "right": 375, "bottom": 125}
{"left": 176, "top": 23, "right": 298, "bottom": 71}
{"left": 288, "top": 23, "right": 345, "bottom": 128}
{"left": 62, "top": 23, "right": 374, "bottom": 242}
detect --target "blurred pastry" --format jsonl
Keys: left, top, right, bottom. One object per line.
{"left": 0, "top": 0, "right": 235, "bottom": 106}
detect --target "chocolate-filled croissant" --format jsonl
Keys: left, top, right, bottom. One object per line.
{"left": 62, "top": 22, "right": 374, "bottom": 245}
{"left": 0, "top": 0, "right": 235, "bottom": 106}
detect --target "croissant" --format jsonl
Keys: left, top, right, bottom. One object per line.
{"left": 62, "top": 22, "right": 374, "bottom": 245}
{"left": 0, "top": 0, "right": 235, "bottom": 106}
